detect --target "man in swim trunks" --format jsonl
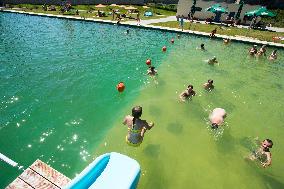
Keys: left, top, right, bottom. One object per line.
{"left": 209, "top": 108, "right": 227, "bottom": 129}
{"left": 249, "top": 139, "right": 273, "bottom": 168}
{"left": 179, "top": 85, "right": 196, "bottom": 102}
{"left": 123, "top": 106, "right": 154, "bottom": 147}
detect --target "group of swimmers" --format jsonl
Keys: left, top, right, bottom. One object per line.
{"left": 249, "top": 44, "right": 277, "bottom": 60}
{"left": 122, "top": 33, "right": 275, "bottom": 167}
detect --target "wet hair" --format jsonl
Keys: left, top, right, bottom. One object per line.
{"left": 265, "top": 139, "right": 273, "bottom": 148}
{"left": 208, "top": 79, "right": 213, "bottom": 84}
{"left": 150, "top": 66, "right": 155, "bottom": 70}
{"left": 273, "top": 50, "right": 277, "bottom": 54}
{"left": 132, "top": 106, "right": 142, "bottom": 118}
{"left": 211, "top": 123, "right": 218, "bottom": 129}
{"left": 201, "top": 44, "right": 205, "bottom": 47}
{"left": 187, "top": 85, "right": 193, "bottom": 89}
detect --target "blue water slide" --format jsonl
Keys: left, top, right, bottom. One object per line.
{"left": 64, "top": 152, "right": 141, "bottom": 189}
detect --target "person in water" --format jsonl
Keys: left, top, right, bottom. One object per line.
{"left": 123, "top": 106, "right": 154, "bottom": 146}
{"left": 223, "top": 38, "right": 230, "bottom": 44}
{"left": 203, "top": 79, "right": 214, "bottom": 90}
{"left": 257, "top": 45, "right": 266, "bottom": 56}
{"left": 208, "top": 57, "right": 218, "bottom": 65}
{"left": 147, "top": 66, "right": 157, "bottom": 76}
{"left": 268, "top": 50, "right": 277, "bottom": 60}
{"left": 197, "top": 43, "right": 205, "bottom": 50}
{"left": 209, "top": 108, "right": 227, "bottom": 129}
{"left": 249, "top": 45, "right": 257, "bottom": 56}
{"left": 179, "top": 85, "right": 196, "bottom": 102}
{"left": 249, "top": 139, "right": 273, "bottom": 168}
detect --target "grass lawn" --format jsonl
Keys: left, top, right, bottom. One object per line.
{"left": 152, "top": 21, "right": 284, "bottom": 44}
{"left": 9, "top": 4, "right": 176, "bottom": 21}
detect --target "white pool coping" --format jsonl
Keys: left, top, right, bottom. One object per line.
{"left": 1, "top": 9, "right": 284, "bottom": 48}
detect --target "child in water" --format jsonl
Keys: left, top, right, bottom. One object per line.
{"left": 203, "top": 79, "right": 214, "bottom": 90}
{"left": 123, "top": 106, "right": 154, "bottom": 146}
{"left": 268, "top": 50, "right": 277, "bottom": 60}
{"left": 208, "top": 57, "right": 218, "bottom": 65}
{"left": 179, "top": 85, "right": 196, "bottom": 102}
{"left": 249, "top": 138, "right": 273, "bottom": 168}
{"left": 147, "top": 66, "right": 158, "bottom": 76}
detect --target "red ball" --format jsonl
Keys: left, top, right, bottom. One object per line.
{"left": 116, "top": 82, "right": 125, "bottom": 92}
{"left": 162, "top": 46, "right": 167, "bottom": 52}
{"left": 146, "top": 59, "right": 151, "bottom": 65}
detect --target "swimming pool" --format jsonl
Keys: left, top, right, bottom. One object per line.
{"left": 1, "top": 12, "right": 284, "bottom": 189}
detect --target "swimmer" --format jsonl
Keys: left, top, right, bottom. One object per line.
{"left": 209, "top": 108, "right": 227, "bottom": 129}
{"left": 223, "top": 38, "right": 230, "bottom": 44}
{"left": 179, "top": 85, "right": 196, "bottom": 102}
{"left": 208, "top": 56, "right": 218, "bottom": 65}
{"left": 147, "top": 66, "right": 157, "bottom": 76}
{"left": 177, "top": 34, "right": 181, "bottom": 39}
{"left": 257, "top": 45, "right": 266, "bottom": 56}
{"left": 125, "top": 29, "right": 130, "bottom": 34}
{"left": 268, "top": 50, "right": 277, "bottom": 60}
{"left": 123, "top": 106, "right": 154, "bottom": 146}
{"left": 249, "top": 45, "right": 257, "bottom": 56}
{"left": 197, "top": 44, "right": 205, "bottom": 50}
{"left": 248, "top": 138, "right": 273, "bottom": 168}
{"left": 203, "top": 79, "right": 214, "bottom": 90}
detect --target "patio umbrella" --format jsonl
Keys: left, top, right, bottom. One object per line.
{"left": 95, "top": 4, "right": 106, "bottom": 8}
{"left": 206, "top": 4, "right": 228, "bottom": 14}
{"left": 110, "top": 4, "right": 118, "bottom": 7}
{"left": 235, "top": 0, "right": 244, "bottom": 19}
{"left": 258, "top": 11, "right": 276, "bottom": 17}
{"left": 245, "top": 7, "right": 276, "bottom": 17}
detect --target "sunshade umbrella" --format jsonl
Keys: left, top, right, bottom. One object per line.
{"left": 95, "top": 4, "right": 106, "bottom": 8}
{"left": 110, "top": 4, "right": 118, "bottom": 7}
{"left": 258, "top": 11, "right": 276, "bottom": 17}
{"left": 245, "top": 7, "right": 276, "bottom": 17}
{"left": 143, "top": 6, "right": 150, "bottom": 9}
{"left": 206, "top": 4, "right": 228, "bottom": 14}
{"left": 235, "top": 0, "right": 244, "bottom": 19}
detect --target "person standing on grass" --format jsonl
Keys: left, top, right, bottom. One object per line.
{"left": 180, "top": 16, "right": 184, "bottom": 31}
{"left": 137, "top": 11, "right": 141, "bottom": 25}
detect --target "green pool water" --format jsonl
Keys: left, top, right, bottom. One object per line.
{"left": 1, "top": 12, "right": 284, "bottom": 189}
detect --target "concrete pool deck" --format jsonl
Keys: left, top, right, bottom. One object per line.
{"left": 1, "top": 8, "right": 284, "bottom": 48}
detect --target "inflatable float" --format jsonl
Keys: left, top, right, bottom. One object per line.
{"left": 64, "top": 152, "right": 141, "bottom": 189}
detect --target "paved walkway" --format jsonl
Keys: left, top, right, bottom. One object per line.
{"left": 126, "top": 15, "right": 284, "bottom": 33}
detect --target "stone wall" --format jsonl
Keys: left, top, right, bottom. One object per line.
{"left": 177, "top": 0, "right": 262, "bottom": 23}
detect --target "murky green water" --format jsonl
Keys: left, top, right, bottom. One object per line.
{"left": 1, "top": 12, "right": 284, "bottom": 189}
